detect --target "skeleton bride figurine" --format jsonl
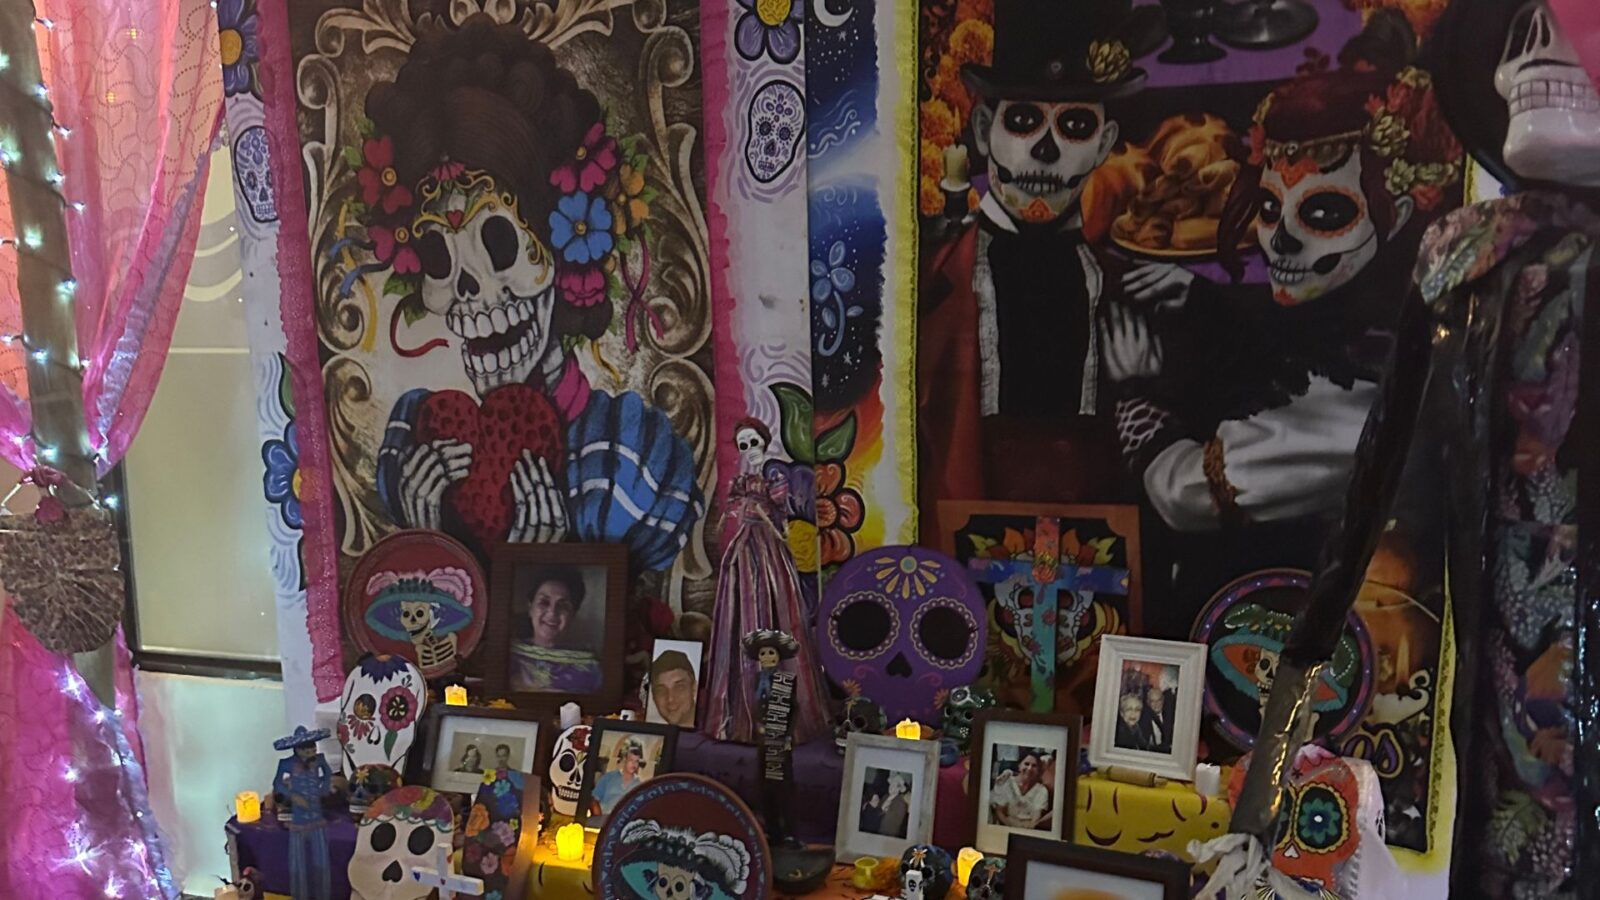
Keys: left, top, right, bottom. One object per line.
{"left": 1230, "top": 2, "right": 1600, "bottom": 895}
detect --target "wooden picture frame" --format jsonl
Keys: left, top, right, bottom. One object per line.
{"left": 576, "top": 718, "right": 680, "bottom": 829}
{"left": 1088, "top": 635, "right": 1206, "bottom": 782}
{"left": 938, "top": 501, "right": 1142, "bottom": 714}
{"left": 483, "top": 542, "right": 629, "bottom": 713}
{"left": 1004, "top": 834, "right": 1190, "bottom": 900}
{"left": 412, "top": 703, "right": 549, "bottom": 796}
{"left": 968, "top": 709, "right": 1080, "bottom": 856}
{"left": 835, "top": 733, "right": 940, "bottom": 863}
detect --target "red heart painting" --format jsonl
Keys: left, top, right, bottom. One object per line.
{"left": 415, "top": 384, "right": 567, "bottom": 551}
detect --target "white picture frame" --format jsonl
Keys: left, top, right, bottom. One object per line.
{"left": 644, "top": 638, "right": 703, "bottom": 728}
{"left": 429, "top": 712, "right": 543, "bottom": 796}
{"left": 836, "top": 733, "right": 940, "bottom": 863}
{"left": 1088, "top": 635, "right": 1206, "bottom": 782}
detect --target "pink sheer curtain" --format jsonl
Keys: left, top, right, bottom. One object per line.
{"left": 0, "top": 0, "right": 220, "bottom": 896}
{"left": 1551, "top": 0, "right": 1600, "bottom": 90}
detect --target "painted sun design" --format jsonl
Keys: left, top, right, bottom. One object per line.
{"left": 873, "top": 554, "right": 943, "bottom": 599}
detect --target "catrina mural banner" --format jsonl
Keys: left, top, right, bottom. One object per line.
{"left": 915, "top": 0, "right": 1461, "bottom": 871}
{"left": 283, "top": 0, "right": 715, "bottom": 596}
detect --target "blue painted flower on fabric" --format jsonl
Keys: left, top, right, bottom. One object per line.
{"left": 548, "top": 192, "right": 614, "bottom": 265}
{"left": 811, "top": 240, "right": 861, "bottom": 357}
{"left": 216, "top": 0, "right": 261, "bottom": 99}
{"left": 735, "top": 0, "right": 803, "bottom": 64}
{"left": 262, "top": 422, "right": 302, "bottom": 529}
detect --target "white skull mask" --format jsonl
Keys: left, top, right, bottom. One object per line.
{"left": 647, "top": 862, "right": 696, "bottom": 900}
{"left": 412, "top": 171, "right": 559, "bottom": 396}
{"left": 548, "top": 724, "right": 590, "bottom": 817}
{"left": 1495, "top": 0, "right": 1600, "bottom": 186}
{"left": 976, "top": 100, "right": 1118, "bottom": 225}
{"left": 1256, "top": 151, "right": 1411, "bottom": 305}
{"left": 734, "top": 426, "right": 767, "bottom": 472}
{"left": 349, "top": 790, "right": 451, "bottom": 900}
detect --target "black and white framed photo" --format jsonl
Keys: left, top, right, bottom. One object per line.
{"left": 576, "top": 718, "right": 679, "bottom": 830}
{"left": 1088, "top": 635, "right": 1206, "bottom": 781}
{"left": 835, "top": 733, "right": 940, "bottom": 862}
{"left": 417, "top": 705, "right": 546, "bottom": 796}
{"left": 969, "top": 710, "right": 1079, "bottom": 856}
{"left": 1004, "top": 834, "right": 1189, "bottom": 899}
{"left": 644, "top": 638, "right": 703, "bottom": 729}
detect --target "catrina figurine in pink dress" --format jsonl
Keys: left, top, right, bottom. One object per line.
{"left": 700, "top": 418, "right": 832, "bottom": 743}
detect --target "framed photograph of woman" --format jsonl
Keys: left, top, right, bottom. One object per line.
{"left": 836, "top": 733, "right": 940, "bottom": 863}
{"left": 484, "top": 543, "right": 628, "bottom": 711}
{"left": 969, "top": 710, "right": 1079, "bottom": 856}
{"left": 576, "top": 719, "right": 679, "bottom": 829}
{"left": 1004, "top": 835, "right": 1189, "bottom": 900}
{"left": 414, "top": 705, "right": 546, "bottom": 796}
{"left": 1088, "top": 636, "right": 1206, "bottom": 782}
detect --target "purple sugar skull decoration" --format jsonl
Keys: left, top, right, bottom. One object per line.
{"left": 816, "top": 546, "right": 986, "bottom": 724}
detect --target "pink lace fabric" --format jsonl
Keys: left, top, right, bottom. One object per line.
{"left": 0, "top": 0, "right": 221, "bottom": 473}
{"left": 1551, "top": 0, "right": 1600, "bottom": 89}
{"left": 0, "top": 603, "right": 178, "bottom": 897}
{"left": 0, "top": 1, "right": 220, "bottom": 896}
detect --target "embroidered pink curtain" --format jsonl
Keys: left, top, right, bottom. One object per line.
{"left": 0, "top": 0, "right": 221, "bottom": 472}
{"left": 0, "top": 0, "right": 220, "bottom": 896}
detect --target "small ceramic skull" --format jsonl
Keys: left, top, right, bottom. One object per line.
{"left": 834, "top": 695, "right": 888, "bottom": 753}
{"left": 1495, "top": 0, "right": 1600, "bottom": 186}
{"left": 898, "top": 844, "right": 953, "bottom": 900}
{"left": 965, "top": 857, "right": 1006, "bottom": 900}
{"left": 939, "top": 685, "right": 997, "bottom": 752}
{"left": 548, "top": 723, "right": 591, "bottom": 817}
{"left": 349, "top": 786, "right": 454, "bottom": 900}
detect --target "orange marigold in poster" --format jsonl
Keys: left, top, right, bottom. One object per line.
{"left": 921, "top": 97, "right": 961, "bottom": 149}
{"left": 920, "top": 178, "right": 945, "bottom": 217}
{"left": 948, "top": 18, "right": 994, "bottom": 66}
{"left": 920, "top": 139, "right": 945, "bottom": 181}
{"left": 932, "top": 55, "right": 971, "bottom": 119}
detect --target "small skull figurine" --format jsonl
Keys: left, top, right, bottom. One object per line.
{"left": 939, "top": 685, "right": 996, "bottom": 752}
{"left": 899, "top": 844, "right": 953, "bottom": 900}
{"left": 900, "top": 868, "right": 924, "bottom": 900}
{"left": 834, "top": 695, "right": 888, "bottom": 753}
{"left": 548, "top": 724, "right": 591, "bottom": 817}
{"left": 965, "top": 857, "right": 1006, "bottom": 900}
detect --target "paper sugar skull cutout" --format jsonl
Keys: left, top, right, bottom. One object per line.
{"left": 1495, "top": 1, "right": 1600, "bottom": 186}
{"left": 1228, "top": 748, "right": 1387, "bottom": 896}
{"left": 966, "top": 857, "right": 1006, "bottom": 900}
{"left": 548, "top": 723, "right": 591, "bottom": 817}
{"left": 594, "top": 773, "right": 771, "bottom": 900}
{"left": 898, "top": 845, "right": 953, "bottom": 900}
{"left": 339, "top": 655, "right": 428, "bottom": 778}
{"left": 349, "top": 786, "right": 455, "bottom": 900}
{"left": 817, "top": 546, "right": 986, "bottom": 723}
{"left": 834, "top": 694, "right": 887, "bottom": 752}
{"left": 345, "top": 531, "right": 487, "bottom": 679}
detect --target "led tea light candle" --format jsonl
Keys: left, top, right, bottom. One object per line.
{"left": 895, "top": 718, "right": 921, "bottom": 739}
{"left": 956, "top": 847, "right": 983, "bottom": 886}
{"left": 555, "top": 823, "right": 585, "bottom": 862}
{"left": 234, "top": 790, "right": 261, "bottom": 824}
{"left": 443, "top": 685, "right": 467, "bottom": 706}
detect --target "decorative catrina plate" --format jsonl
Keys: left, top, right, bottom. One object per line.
{"left": 344, "top": 530, "right": 487, "bottom": 679}
{"left": 593, "top": 773, "right": 773, "bottom": 900}
{"left": 1190, "top": 569, "right": 1375, "bottom": 750}
{"left": 816, "top": 545, "right": 986, "bottom": 724}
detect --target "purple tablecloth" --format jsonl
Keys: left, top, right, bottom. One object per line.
{"left": 227, "top": 814, "right": 358, "bottom": 897}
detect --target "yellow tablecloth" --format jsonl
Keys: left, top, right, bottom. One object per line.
{"left": 1073, "top": 771, "right": 1232, "bottom": 859}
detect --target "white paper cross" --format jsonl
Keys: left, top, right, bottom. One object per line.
{"left": 410, "top": 846, "right": 485, "bottom": 899}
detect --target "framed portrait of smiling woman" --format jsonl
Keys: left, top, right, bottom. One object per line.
{"left": 970, "top": 709, "right": 1079, "bottom": 856}
{"left": 484, "top": 543, "right": 628, "bottom": 712}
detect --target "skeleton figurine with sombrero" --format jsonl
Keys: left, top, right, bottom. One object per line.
{"left": 272, "top": 725, "right": 335, "bottom": 900}
{"left": 1228, "top": 2, "right": 1600, "bottom": 896}
{"left": 917, "top": 0, "right": 1162, "bottom": 540}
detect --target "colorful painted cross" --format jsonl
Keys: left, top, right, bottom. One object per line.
{"left": 967, "top": 517, "right": 1129, "bottom": 711}
{"left": 411, "top": 845, "right": 484, "bottom": 899}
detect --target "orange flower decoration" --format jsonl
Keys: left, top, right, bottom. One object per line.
{"left": 921, "top": 98, "right": 960, "bottom": 150}
{"left": 948, "top": 19, "right": 994, "bottom": 67}
{"left": 920, "top": 179, "right": 945, "bottom": 217}
{"left": 465, "top": 804, "right": 490, "bottom": 838}
{"left": 815, "top": 461, "right": 864, "bottom": 565}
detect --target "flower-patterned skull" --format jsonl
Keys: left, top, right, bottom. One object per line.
{"left": 939, "top": 685, "right": 997, "bottom": 752}
{"left": 898, "top": 844, "right": 953, "bottom": 900}
{"left": 744, "top": 79, "right": 805, "bottom": 184}
{"left": 548, "top": 723, "right": 591, "bottom": 817}
{"left": 966, "top": 857, "right": 1006, "bottom": 900}
{"left": 817, "top": 546, "right": 986, "bottom": 723}
{"left": 339, "top": 655, "right": 427, "bottom": 778}
{"left": 833, "top": 695, "right": 887, "bottom": 753}
{"left": 349, "top": 786, "right": 454, "bottom": 900}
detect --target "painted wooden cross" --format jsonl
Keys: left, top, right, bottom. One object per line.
{"left": 968, "top": 517, "right": 1129, "bottom": 711}
{"left": 411, "top": 846, "right": 484, "bottom": 899}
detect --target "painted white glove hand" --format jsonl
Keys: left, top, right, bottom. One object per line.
{"left": 399, "top": 439, "right": 471, "bottom": 530}
{"left": 508, "top": 450, "right": 568, "bottom": 543}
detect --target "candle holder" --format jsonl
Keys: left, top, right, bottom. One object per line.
{"left": 1214, "top": 0, "right": 1318, "bottom": 50}
{"left": 1157, "top": 0, "right": 1225, "bottom": 64}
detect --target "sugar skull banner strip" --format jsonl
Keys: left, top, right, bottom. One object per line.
{"left": 805, "top": 0, "right": 921, "bottom": 567}
{"left": 282, "top": 0, "right": 716, "bottom": 613}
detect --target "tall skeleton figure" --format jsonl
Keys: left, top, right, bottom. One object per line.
{"left": 1233, "top": 2, "right": 1600, "bottom": 895}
